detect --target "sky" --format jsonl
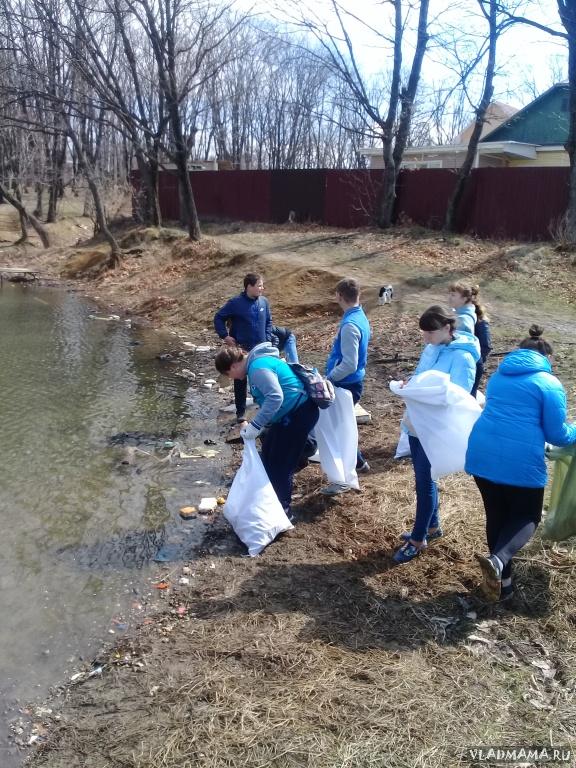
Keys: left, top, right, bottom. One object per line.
{"left": 271, "top": 0, "right": 567, "bottom": 111}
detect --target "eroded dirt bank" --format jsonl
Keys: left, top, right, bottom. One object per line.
{"left": 2, "top": 215, "right": 576, "bottom": 767}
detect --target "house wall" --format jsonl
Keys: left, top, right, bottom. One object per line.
{"left": 508, "top": 149, "right": 569, "bottom": 168}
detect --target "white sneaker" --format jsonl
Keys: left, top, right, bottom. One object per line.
{"left": 320, "top": 483, "right": 351, "bottom": 496}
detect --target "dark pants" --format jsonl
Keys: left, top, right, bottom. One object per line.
{"left": 474, "top": 476, "right": 544, "bottom": 580}
{"left": 334, "top": 380, "right": 366, "bottom": 468}
{"left": 234, "top": 377, "right": 248, "bottom": 419}
{"left": 471, "top": 361, "right": 485, "bottom": 398}
{"left": 260, "top": 399, "right": 320, "bottom": 512}
{"left": 409, "top": 435, "right": 440, "bottom": 542}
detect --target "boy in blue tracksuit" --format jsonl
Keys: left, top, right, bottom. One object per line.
{"left": 322, "top": 277, "right": 371, "bottom": 495}
{"left": 214, "top": 273, "right": 272, "bottom": 421}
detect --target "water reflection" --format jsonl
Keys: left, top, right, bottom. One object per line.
{"left": 0, "top": 283, "right": 227, "bottom": 766}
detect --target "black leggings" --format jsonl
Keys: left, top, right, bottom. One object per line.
{"left": 474, "top": 477, "right": 543, "bottom": 580}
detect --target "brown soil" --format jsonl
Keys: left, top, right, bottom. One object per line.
{"left": 3, "top": 207, "right": 576, "bottom": 767}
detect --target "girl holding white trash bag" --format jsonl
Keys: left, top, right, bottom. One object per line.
{"left": 393, "top": 306, "right": 479, "bottom": 565}
{"left": 215, "top": 343, "right": 319, "bottom": 519}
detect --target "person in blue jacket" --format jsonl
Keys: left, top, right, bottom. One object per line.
{"left": 394, "top": 305, "right": 480, "bottom": 565}
{"left": 448, "top": 282, "right": 479, "bottom": 336}
{"left": 215, "top": 342, "right": 319, "bottom": 519}
{"left": 472, "top": 308, "right": 492, "bottom": 398}
{"left": 466, "top": 325, "right": 576, "bottom": 601}
{"left": 321, "top": 277, "right": 371, "bottom": 495}
{"left": 448, "top": 282, "right": 492, "bottom": 398}
{"left": 214, "top": 273, "right": 273, "bottom": 422}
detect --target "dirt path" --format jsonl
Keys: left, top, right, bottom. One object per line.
{"left": 6, "top": 219, "right": 575, "bottom": 767}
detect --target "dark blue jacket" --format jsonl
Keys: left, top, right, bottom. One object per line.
{"left": 214, "top": 292, "right": 272, "bottom": 351}
{"left": 465, "top": 349, "right": 576, "bottom": 487}
{"left": 475, "top": 319, "right": 492, "bottom": 363}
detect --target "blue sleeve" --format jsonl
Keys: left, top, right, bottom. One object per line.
{"left": 475, "top": 321, "right": 492, "bottom": 361}
{"left": 214, "top": 298, "right": 235, "bottom": 339}
{"left": 542, "top": 381, "right": 576, "bottom": 446}
{"left": 250, "top": 367, "right": 284, "bottom": 428}
{"left": 449, "top": 351, "right": 476, "bottom": 393}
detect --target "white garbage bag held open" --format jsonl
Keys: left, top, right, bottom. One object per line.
{"left": 223, "top": 439, "right": 293, "bottom": 556}
{"left": 315, "top": 387, "right": 359, "bottom": 489}
{"left": 390, "top": 370, "right": 481, "bottom": 480}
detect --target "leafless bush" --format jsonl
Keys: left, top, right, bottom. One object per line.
{"left": 549, "top": 213, "right": 576, "bottom": 254}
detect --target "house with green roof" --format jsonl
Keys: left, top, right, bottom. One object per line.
{"left": 361, "top": 84, "right": 569, "bottom": 169}
{"left": 479, "top": 82, "right": 569, "bottom": 167}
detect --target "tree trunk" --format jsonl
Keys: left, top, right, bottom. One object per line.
{"left": 33, "top": 182, "right": 44, "bottom": 219}
{"left": 562, "top": 3, "right": 576, "bottom": 241}
{"left": 134, "top": 151, "right": 161, "bottom": 226}
{"left": 47, "top": 134, "right": 67, "bottom": 223}
{"left": 0, "top": 181, "right": 50, "bottom": 247}
{"left": 66, "top": 122, "right": 121, "bottom": 265}
{"left": 172, "top": 126, "right": 201, "bottom": 240}
{"left": 445, "top": 0, "right": 497, "bottom": 232}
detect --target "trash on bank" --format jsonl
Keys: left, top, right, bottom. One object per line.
{"left": 179, "top": 506, "right": 197, "bottom": 519}
{"left": 177, "top": 369, "right": 196, "bottom": 380}
{"left": 198, "top": 497, "right": 218, "bottom": 513}
{"left": 354, "top": 402, "right": 372, "bottom": 424}
{"left": 178, "top": 446, "right": 219, "bottom": 459}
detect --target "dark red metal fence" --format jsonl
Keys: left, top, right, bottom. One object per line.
{"left": 138, "top": 166, "right": 571, "bottom": 241}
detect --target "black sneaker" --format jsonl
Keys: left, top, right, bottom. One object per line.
{"left": 475, "top": 553, "right": 502, "bottom": 602}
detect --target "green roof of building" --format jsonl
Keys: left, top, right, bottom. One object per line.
{"left": 481, "top": 84, "right": 569, "bottom": 146}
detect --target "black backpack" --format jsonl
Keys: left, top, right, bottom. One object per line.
{"left": 288, "top": 362, "right": 335, "bottom": 409}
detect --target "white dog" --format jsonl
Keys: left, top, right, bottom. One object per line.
{"left": 378, "top": 285, "right": 394, "bottom": 305}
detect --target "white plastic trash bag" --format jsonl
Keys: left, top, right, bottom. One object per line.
{"left": 390, "top": 370, "right": 481, "bottom": 480}
{"left": 394, "top": 430, "right": 411, "bottom": 459}
{"left": 223, "top": 439, "right": 293, "bottom": 556}
{"left": 315, "top": 387, "right": 359, "bottom": 489}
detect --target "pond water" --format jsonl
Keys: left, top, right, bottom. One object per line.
{"left": 0, "top": 283, "right": 228, "bottom": 766}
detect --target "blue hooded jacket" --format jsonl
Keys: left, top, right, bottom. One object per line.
{"left": 465, "top": 349, "right": 576, "bottom": 488}
{"left": 455, "top": 304, "right": 477, "bottom": 335}
{"left": 413, "top": 331, "right": 480, "bottom": 393}
{"left": 214, "top": 292, "right": 272, "bottom": 351}
{"left": 246, "top": 342, "right": 306, "bottom": 428}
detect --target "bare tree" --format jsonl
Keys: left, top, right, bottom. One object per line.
{"left": 495, "top": 1, "right": 573, "bottom": 239}
{"left": 284, "top": 0, "right": 431, "bottom": 227}
{"left": 445, "top": 0, "right": 501, "bottom": 231}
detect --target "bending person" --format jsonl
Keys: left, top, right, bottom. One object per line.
{"left": 394, "top": 305, "right": 479, "bottom": 564}
{"left": 466, "top": 325, "right": 576, "bottom": 601}
{"left": 215, "top": 342, "right": 319, "bottom": 520}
